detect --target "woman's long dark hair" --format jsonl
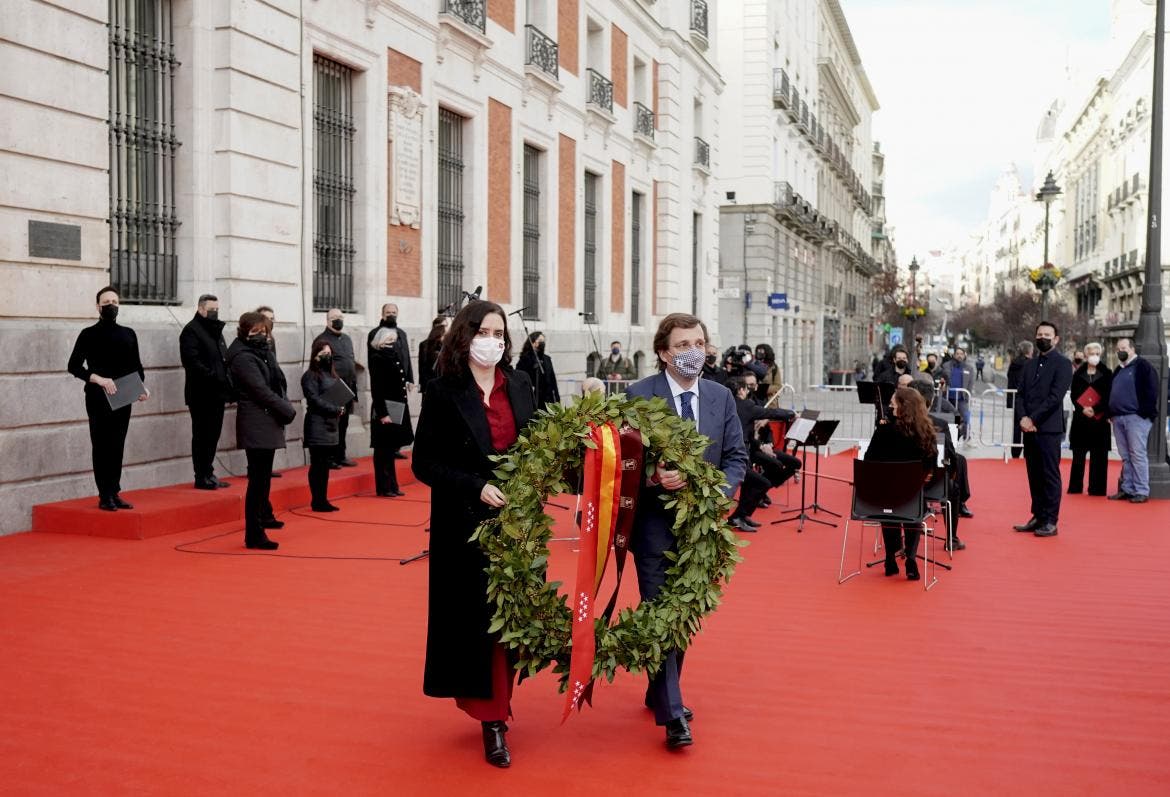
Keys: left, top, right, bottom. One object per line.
{"left": 521, "top": 330, "right": 544, "bottom": 357}
{"left": 754, "top": 343, "right": 775, "bottom": 364}
{"left": 308, "top": 338, "right": 337, "bottom": 377}
{"left": 893, "top": 386, "right": 937, "bottom": 457}
{"left": 436, "top": 301, "right": 512, "bottom": 377}
{"left": 425, "top": 315, "right": 448, "bottom": 346}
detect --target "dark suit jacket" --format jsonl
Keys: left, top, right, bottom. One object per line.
{"left": 626, "top": 371, "right": 748, "bottom": 555}
{"left": 1018, "top": 349, "right": 1073, "bottom": 434}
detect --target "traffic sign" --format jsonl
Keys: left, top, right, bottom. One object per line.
{"left": 889, "top": 326, "right": 904, "bottom": 346}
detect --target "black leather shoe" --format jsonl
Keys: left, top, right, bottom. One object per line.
{"left": 481, "top": 721, "right": 510, "bottom": 768}
{"left": 665, "top": 717, "right": 693, "bottom": 749}
{"left": 194, "top": 478, "right": 218, "bottom": 490}
{"left": 1034, "top": 523, "right": 1059, "bottom": 537}
{"left": 245, "top": 538, "right": 279, "bottom": 550}
{"left": 261, "top": 518, "right": 284, "bottom": 530}
{"left": 741, "top": 516, "right": 762, "bottom": 528}
{"left": 729, "top": 517, "right": 758, "bottom": 532}
{"left": 958, "top": 504, "right": 974, "bottom": 518}
{"left": 884, "top": 560, "right": 899, "bottom": 576}
{"left": 338, "top": 458, "right": 358, "bottom": 468}
{"left": 328, "top": 462, "right": 343, "bottom": 470}
{"left": 270, "top": 472, "right": 283, "bottom": 479}
{"left": 311, "top": 503, "right": 340, "bottom": 512}
{"left": 111, "top": 495, "right": 133, "bottom": 510}
{"left": 905, "top": 558, "right": 921, "bottom": 581}
{"left": 759, "top": 496, "right": 772, "bottom": 508}
{"left": 945, "top": 538, "right": 967, "bottom": 552}
{"left": 1108, "top": 491, "right": 1131, "bottom": 501}
{"left": 1129, "top": 495, "right": 1149, "bottom": 504}
{"left": 213, "top": 477, "right": 231, "bottom": 489}
{"left": 643, "top": 695, "right": 693, "bottom": 721}
{"left": 1013, "top": 517, "right": 1040, "bottom": 532}
{"left": 98, "top": 496, "right": 118, "bottom": 511}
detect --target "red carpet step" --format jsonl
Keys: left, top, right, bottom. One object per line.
{"left": 30, "top": 457, "right": 398, "bottom": 539}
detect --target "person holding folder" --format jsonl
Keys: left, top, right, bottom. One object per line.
{"left": 369, "top": 326, "right": 413, "bottom": 496}
{"left": 67, "top": 286, "right": 148, "bottom": 511}
{"left": 1068, "top": 342, "right": 1112, "bottom": 496}
{"left": 301, "top": 340, "right": 348, "bottom": 512}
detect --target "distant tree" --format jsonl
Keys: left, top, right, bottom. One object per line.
{"left": 950, "top": 286, "right": 1091, "bottom": 354}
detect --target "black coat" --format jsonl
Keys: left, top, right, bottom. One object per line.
{"left": 226, "top": 339, "right": 295, "bottom": 450}
{"left": 368, "top": 345, "right": 414, "bottom": 450}
{"left": 300, "top": 369, "right": 342, "bottom": 448}
{"left": 864, "top": 420, "right": 936, "bottom": 471}
{"left": 734, "top": 396, "right": 794, "bottom": 453}
{"left": 412, "top": 368, "right": 536, "bottom": 699}
{"left": 516, "top": 349, "right": 560, "bottom": 408}
{"left": 1018, "top": 349, "right": 1074, "bottom": 435}
{"left": 367, "top": 322, "right": 414, "bottom": 384}
{"left": 179, "top": 314, "right": 233, "bottom": 405}
{"left": 1068, "top": 364, "right": 1112, "bottom": 451}
{"left": 1006, "top": 354, "right": 1028, "bottom": 410}
{"left": 314, "top": 329, "right": 357, "bottom": 399}
{"left": 418, "top": 338, "right": 441, "bottom": 393}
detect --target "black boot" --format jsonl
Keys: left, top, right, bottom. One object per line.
{"left": 881, "top": 527, "right": 900, "bottom": 576}
{"left": 481, "top": 721, "right": 510, "bottom": 768}
{"left": 903, "top": 529, "right": 922, "bottom": 581}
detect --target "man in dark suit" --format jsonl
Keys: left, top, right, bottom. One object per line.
{"left": 626, "top": 312, "right": 749, "bottom": 750}
{"left": 179, "top": 294, "right": 234, "bottom": 489}
{"left": 315, "top": 309, "right": 358, "bottom": 467}
{"left": 1013, "top": 322, "right": 1073, "bottom": 537}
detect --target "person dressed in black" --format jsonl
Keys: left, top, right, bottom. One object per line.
{"left": 1012, "top": 322, "right": 1073, "bottom": 537}
{"left": 315, "top": 308, "right": 358, "bottom": 468}
{"left": 180, "top": 293, "right": 233, "bottom": 490}
{"left": 256, "top": 306, "right": 287, "bottom": 479}
{"left": 728, "top": 375, "right": 798, "bottom": 531}
{"left": 417, "top": 314, "right": 451, "bottom": 395}
{"left": 517, "top": 331, "right": 561, "bottom": 409}
{"left": 227, "top": 312, "right": 296, "bottom": 550}
{"left": 67, "top": 286, "right": 148, "bottom": 511}
{"left": 301, "top": 340, "right": 344, "bottom": 512}
{"left": 412, "top": 300, "right": 535, "bottom": 768}
{"left": 1068, "top": 342, "right": 1112, "bottom": 496}
{"left": 369, "top": 326, "right": 414, "bottom": 496}
{"left": 909, "top": 378, "right": 971, "bottom": 548}
{"left": 1006, "top": 340, "right": 1033, "bottom": 459}
{"left": 863, "top": 386, "right": 938, "bottom": 580}
{"left": 873, "top": 344, "right": 912, "bottom": 385}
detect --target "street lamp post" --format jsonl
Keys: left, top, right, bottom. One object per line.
{"left": 1136, "top": 0, "right": 1169, "bottom": 497}
{"left": 908, "top": 256, "right": 920, "bottom": 353}
{"left": 1035, "top": 170, "right": 1062, "bottom": 319}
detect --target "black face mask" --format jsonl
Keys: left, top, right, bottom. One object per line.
{"left": 894, "top": 360, "right": 907, "bottom": 370}
{"left": 331, "top": 318, "right": 344, "bottom": 331}
{"left": 1074, "top": 358, "right": 1084, "bottom": 366}
{"left": 536, "top": 343, "right": 545, "bottom": 354}
{"left": 246, "top": 334, "right": 268, "bottom": 348}
{"left": 705, "top": 355, "right": 717, "bottom": 365}
{"left": 205, "top": 309, "right": 219, "bottom": 322}
{"left": 383, "top": 316, "right": 397, "bottom": 328}
{"left": 99, "top": 304, "right": 118, "bottom": 322}
{"left": 1034, "top": 338, "right": 1053, "bottom": 353}
{"left": 318, "top": 354, "right": 333, "bottom": 368}
{"left": 1117, "top": 350, "right": 1130, "bottom": 362}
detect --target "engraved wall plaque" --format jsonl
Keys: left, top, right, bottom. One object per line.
{"left": 389, "top": 85, "right": 425, "bottom": 229}
{"left": 28, "top": 221, "right": 82, "bottom": 261}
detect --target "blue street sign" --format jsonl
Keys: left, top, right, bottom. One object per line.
{"left": 889, "top": 327, "right": 904, "bottom": 346}
{"left": 767, "top": 292, "right": 789, "bottom": 310}
{"left": 745, "top": 291, "right": 752, "bottom": 309}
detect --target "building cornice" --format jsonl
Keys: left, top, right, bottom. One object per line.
{"left": 817, "top": 58, "right": 860, "bottom": 127}
{"left": 1109, "top": 32, "right": 1154, "bottom": 91}
{"left": 823, "top": 0, "right": 879, "bottom": 110}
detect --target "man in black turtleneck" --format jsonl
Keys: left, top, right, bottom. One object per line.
{"left": 67, "top": 286, "right": 148, "bottom": 511}
{"left": 367, "top": 302, "right": 413, "bottom": 458}
{"left": 180, "top": 294, "right": 234, "bottom": 490}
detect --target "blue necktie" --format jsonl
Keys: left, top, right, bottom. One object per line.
{"left": 680, "top": 391, "right": 695, "bottom": 422}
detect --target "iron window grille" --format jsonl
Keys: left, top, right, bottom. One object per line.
{"left": 312, "top": 55, "right": 356, "bottom": 312}
{"left": 631, "top": 192, "right": 643, "bottom": 326}
{"left": 634, "top": 101, "right": 655, "bottom": 140}
{"left": 525, "top": 24, "right": 558, "bottom": 79}
{"left": 694, "top": 136, "right": 710, "bottom": 168}
{"left": 586, "top": 68, "right": 614, "bottom": 113}
{"left": 441, "top": 0, "right": 486, "bottom": 33}
{"left": 691, "top": 0, "right": 709, "bottom": 39}
{"left": 108, "top": 0, "right": 181, "bottom": 304}
{"left": 522, "top": 145, "right": 541, "bottom": 320}
{"left": 437, "top": 108, "right": 467, "bottom": 313}
{"left": 584, "top": 173, "right": 598, "bottom": 317}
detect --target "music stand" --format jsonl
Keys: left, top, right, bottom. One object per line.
{"left": 856, "top": 380, "right": 895, "bottom": 423}
{"left": 773, "top": 412, "right": 837, "bottom": 532}
{"left": 805, "top": 419, "right": 841, "bottom": 518}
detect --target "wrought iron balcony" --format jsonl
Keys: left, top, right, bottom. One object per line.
{"left": 775, "top": 180, "right": 796, "bottom": 210}
{"left": 440, "top": 0, "right": 485, "bottom": 33}
{"left": 525, "top": 24, "right": 558, "bottom": 79}
{"left": 690, "top": 0, "right": 709, "bottom": 41}
{"left": 798, "top": 100, "right": 809, "bottom": 132}
{"left": 694, "top": 136, "right": 710, "bottom": 169}
{"left": 634, "top": 101, "right": 655, "bottom": 141}
{"left": 773, "top": 68, "right": 791, "bottom": 109}
{"left": 586, "top": 68, "right": 613, "bottom": 113}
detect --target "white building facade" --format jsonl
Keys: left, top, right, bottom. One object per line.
{"left": 0, "top": 0, "right": 723, "bottom": 534}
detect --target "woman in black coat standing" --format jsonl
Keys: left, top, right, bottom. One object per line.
{"left": 369, "top": 326, "right": 414, "bottom": 496}
{"left": 864, "top": 386, "right": 938, "bottom": 580}
{"left": 411, "top": 300, "right": 535, "bottom": 769}
{"left": 1068, "top": 342, "right": 1112, "bottom": 496}
{"left": 301, "top": 339, "right": 344, "bottom": 512}
{"left": 417, "top": 315, "right": 451, "bottom": 395}
{"left": 516, "top": 330, "right": 560, "bottom": 409}
{"left": 226, "top": 312, "right": 296, "bottom": 550}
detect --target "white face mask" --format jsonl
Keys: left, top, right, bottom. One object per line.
{"left": 469, "top": 336, "right": 505, "bottom": 368}
{"left": 1087, "top": 354, "right": 1100, "bottom": 366}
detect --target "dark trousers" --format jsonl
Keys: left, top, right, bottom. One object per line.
{"left": 734, "top": 469, "right": 771, "bottom": 519}
{"left": 1069, "top": 446, "right": 1109, "bottom": 496}
{"left": 334, "top": 406, "right": 351, "bottom": 462}
{"left": 882, "top": 525, "right": 922, "bottom": 563}
{"left": 85, "top": 390, "right": 132, "bottom": 499}
{"left": 1023, "top": 432, "right": 1063, "bottom": 523}
{"left": 244, "top": 448, "right": 276, "bottom": 541}
{"left": 189, "top": 400, "right": 225, "bottom": 481}
{"left": 633, "top": 532, "right": 685, "bottom": 725}
{"left": 307, "top": 446, "right": 332, "bottom": 507}
{"left": 951, "top": 453, "right": 971, "bottom": 503}
{"left": 752, "top": 449, "right": 800, "bottom": 487}
{"left": 373, "top": 446, "right": 400, "bottom": 494}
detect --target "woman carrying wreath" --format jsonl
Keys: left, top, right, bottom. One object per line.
{"left": 411, "top": 300, "right": 535, "bottom": 768}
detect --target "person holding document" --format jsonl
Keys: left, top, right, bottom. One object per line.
{"left": 67, "top": 286, "right": 148, "bottom": 511}
{"left": 227, "top": 312, "right": 296, "bottom": 550}
{"left": 1068, "top": 342, "right": 1112, "bottom": 496}
{"left": 369, "top": 326, "right": 413, "bottom": 497}
{"left": 301, "top": 340, "right": 347, "bottom": 512}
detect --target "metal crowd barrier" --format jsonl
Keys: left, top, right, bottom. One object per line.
{"left": 974, "top": 387, "right": 1020, "bottom": 461}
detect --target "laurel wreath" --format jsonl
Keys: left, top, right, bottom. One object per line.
{"left": 471, "top": 392, "right": 745, "bottom": 689}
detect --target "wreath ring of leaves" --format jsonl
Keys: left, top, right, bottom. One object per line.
{"left": 472, "top": 392, "right": 745, "bottom": 688}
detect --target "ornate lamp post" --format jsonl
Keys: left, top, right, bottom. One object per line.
{"left": 1035, "top": 170, "right": 1062, "bottom": 319}
{"left": 906, "top": 256, "right": 921, "bottom": 352}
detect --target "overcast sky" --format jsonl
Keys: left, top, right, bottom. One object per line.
{"left": 843, "top": 0, "right": 1114, "bottom": 264}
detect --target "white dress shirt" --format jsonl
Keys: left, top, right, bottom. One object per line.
{"left": 663, "top": 369, "right": 701, "bottom": 435}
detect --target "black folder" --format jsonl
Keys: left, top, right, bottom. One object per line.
{"left": 322, "top": 379, "right": 355, "bottom": 407}
{"left": 383, "top": 400, "right": 406, "bottom": 424}
{"left": 104, "top": 372, "right": 145, "bottom": 411}
{"left": 855, "top": 380, "right": 895, "bottom": 407}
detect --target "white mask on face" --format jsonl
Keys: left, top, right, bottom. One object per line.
{"left": 470, "top": 336, "right": 505, "bottom": 368}
{"left": 1087, "top": 354, "right": 1100, "bottom": 366}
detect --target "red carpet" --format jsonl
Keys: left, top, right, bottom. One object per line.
{"left": 1, "top": 454, "right": 1168, "bottom": 796}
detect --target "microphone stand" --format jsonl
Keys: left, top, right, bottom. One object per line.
{"left": 579, "top": 312, "right": 603, "bottom": 381}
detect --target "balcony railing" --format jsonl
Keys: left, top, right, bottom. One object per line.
{"left": 775, "top": 180, "right": 796, "bottom": 209}
{"left": 440, "top": 0, "right": 486, "bottom": 33}
{"left": 524, "top": 24, "right": 558, "bottom": 79}
{"left": 634, "top": 101, "right": 655, "bottom": 140}
{"left": 773, "top": 68, "right": 791, "bottom": 108}
{"left": 694, "top": 136, "right": 710, "bottom": 169}
{"left": 798, "top": 100, "right": 809, "bottom": 132}
{"left": 586, "top": 68, "right": 613, "bottom": 113}
{"left": 690, "top": 0, "right": 709, "bottom": 40}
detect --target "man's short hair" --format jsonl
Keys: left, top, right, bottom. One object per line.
{"left": 96, "top": 285, "right": 118, "bottom": 304}
{"left": 198, "top": 294, "right": 218, "bottom": 306}
{"left": 610, "top": 340, "right": 622, "bottom": 347}
{"left": 1035, "top": 320, "right": 1058, "bottom": 336}
{"left": 653, "top": 313, "right": 709, "bottom": 371}
{"left": 909, "top": 379, "right": 935, "bottom": 405}
{"left": 255, "top": 305, "right": 274, "bottom": 315}
{"left": 729, "top": 376, "right": 749, "bottom": 394}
